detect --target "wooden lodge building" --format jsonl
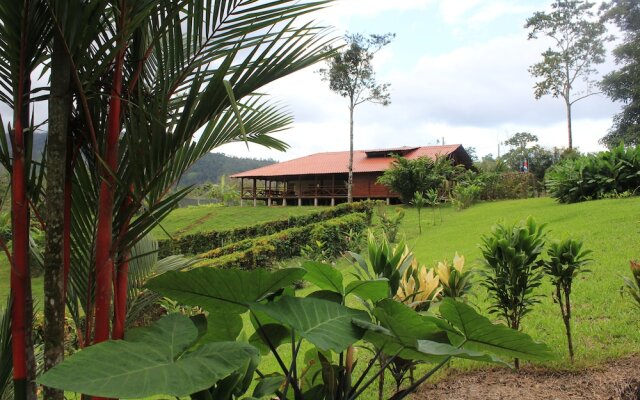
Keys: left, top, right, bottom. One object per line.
{"left": 230, "top": 144, "right": 473, "bottom": 206}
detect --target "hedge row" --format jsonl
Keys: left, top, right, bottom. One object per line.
{"left": 477, "top": 172, "right": 540, "bottom": 200}
{"left": 158, "top": 200, "right": 376, "bottom": 257}
{"left": 193, "top": 212, "right": 369, "bottom": 270}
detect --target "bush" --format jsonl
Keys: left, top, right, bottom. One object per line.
{"left": 195, "top": 212, "right": 370, "bottom": 269}
{"left": 477, "top": 172, "right": 539, "bottom": 200}
{"left": 451, "top": 183, "right": 481, "bottom": 210}
{"left": 546, "top": 145, "right": 640, "bottom": 203}
{"left": 480, "top": 217, "right": 546, "bottom": 332}
{"left": 158, "top": 201, "right": 377, "bottom": 256}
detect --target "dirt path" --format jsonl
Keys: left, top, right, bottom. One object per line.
{"left": 414, "top": 356, "right": 640, "bottom": 400}
{"left": 174, "top": 210, "right": 217, "bottom": 236}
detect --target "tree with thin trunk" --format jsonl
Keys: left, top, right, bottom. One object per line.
{"left": 0, "top": 2, "right": 50, "bottom": 398}
{"left": 526, "top": 0, "right": 612, "bottom": 149}
{"left": 543, "top": 238, "right": 592, "bottom": 363}
{"left": 318, "top": 33, "right": 394, "bottom": 203}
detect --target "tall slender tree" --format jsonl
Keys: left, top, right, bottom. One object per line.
{"left": 526, "top": 0, "right": 611, "bottom": 149}
{"left": 0, "top": 2, "right": 50, "bottom": 398}
{"left": 319, "top": 33, "right": 394, "bottom": 202}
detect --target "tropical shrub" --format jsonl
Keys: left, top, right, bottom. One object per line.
{"left": 451, "top": 183, "right": 482, "bottom": 210}
{"left": 480, "top": 217, "right": 547, "bottom": 367}
{"left": 377, "top": 155, "right": 463, "bottom": 204}
{"left": 546, "top": 145, "right": 640, "bottom": 203}
{"left": 158, "top": 200, "right": 377, "bottom": 256}
{"left": 38, "top": 266, "right": 553, "bottom": 399}
{"left": 349, "top": 233, "right": 413, "bottom": 298}
{"left": 396, "top": 258, "right": 442, "bottom": 312}
{"left": 543, "top": 238, "right": 592, "bottom": 362}
{"left": 375, "top": 205, "right": 405, "bottom": 242}
{"left": 624, "top": 260, "right": 640, "bottom": 309}
{"left": 477, "top": 172, "right": 538, "bottom": 200}
{"left": 424, "top": 188, "right": 442, "bottom": 225}
{"left": 411, "top": 191, "right": 427, "bottom": 234}
{"left": 436, "top": 252, "right": 473, "bottom": 299}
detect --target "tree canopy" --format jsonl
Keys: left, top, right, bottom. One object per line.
{"left": 526, "top": 0, "right": 612, "bottom": 149}
{"left": 599, "top": 0, "right": 640, "bottom": 148}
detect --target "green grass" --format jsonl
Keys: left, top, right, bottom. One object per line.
{"left": 151, "top": 204, "right": 326, "bottom": 238}
{"left": 398, "top": 197, "right": 640, "bottom": 368}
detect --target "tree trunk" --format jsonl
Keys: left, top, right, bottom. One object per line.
{"left": 566, "top": 99, "right": 573, "bottom": 150}
{"left": 10, "top": 3, "right": 36, "bottom": 395}
{"left": 348, "top": 102, "right": 354, "bottom": 203}
{"left": 563, "top": 286, "right": 574, "bottom": 363}
{"left": 42, "top": 33, "right": 71, "bottom": 400}
{"left": 94, "top": 3, "right": 127, "bottom": 345}
{"left": 113, "top": 189, "right": 133, "bottom": 340}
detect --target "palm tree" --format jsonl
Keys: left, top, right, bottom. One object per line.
{"left": 0, "top": 2, "right": 51, "bottom": 398}
{"left": 1, "top": 1, "right": 337, "bottom": 398}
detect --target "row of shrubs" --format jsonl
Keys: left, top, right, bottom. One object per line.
{"left": 546, "top": 145, "right": 640, "bottom": 203}
{"left": 194, "top": 212, "right": 370, "bottom": 269}
{"left": 158, "top": 200, "right": 377, "bottom": 257}
{"left": 450, "top": 171, "right": 540, "bottom": 210}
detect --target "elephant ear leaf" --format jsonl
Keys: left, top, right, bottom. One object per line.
{"left": 250, "top": 296, "right": 370, "bottom": 353}
{"left": 146, "top": 267, "right": 306, "bottom": 313}
{"left": 438, "top": 298, "right": 554, "bottom": 361}
{"left": 37, "top": 314, "right": 259, "bottom": 398}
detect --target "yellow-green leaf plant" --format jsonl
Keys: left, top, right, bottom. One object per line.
{"left": 435, "top": 252, "right": 473, "bottom": 300}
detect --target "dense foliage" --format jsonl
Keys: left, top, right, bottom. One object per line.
{"left": 158, "top": 201, "right": 376, "bottom": 257}
{"left": 546, "top": 146, "right": 640, "bottom": 203}
{"left": 377, "top": 155, "right": 463, "bottom": 204}
{"left": 599, "top": 0, "right": 640, "bottom": 148}
{"left": 38, "top": 265, "right": 552, "bottom": 399}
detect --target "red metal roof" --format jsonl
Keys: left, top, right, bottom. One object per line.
{"left": 231, "top": 144, "right": 465, "bottom": 178}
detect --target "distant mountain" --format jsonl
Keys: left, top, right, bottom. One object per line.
{"left": 178, "top": 152, "right": 275, "bottom": 187}
{"left": 14, "top": 133, "right": 274, "bottom": 187}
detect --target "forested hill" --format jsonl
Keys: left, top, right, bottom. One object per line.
{"left": 178, "top": 152, "right": 275, "bottom": 187}
{"left": 24, "top": 133, "right": 275, "bottom": 187}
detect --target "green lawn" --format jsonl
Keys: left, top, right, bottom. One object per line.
{"left": 397, "top": 196, "right": 640, "bottom": 368}
{"left": 151, "top": 204, "right": 326, "bottom": 238}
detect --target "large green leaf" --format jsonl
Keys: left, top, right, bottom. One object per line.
{"left": 345, "top": 279, "right": 389, "bottom": 302}
{"left": 200, "top": 312, "right": 244, "bottom": 343}
{"left": 438, "top": 298, "right": 554, "bottom": 361}
{"left": 302, "top": 261, "right": 344, "bottom": 294}
{"left": 37, "top": 314, "right": 258, "bottom": 398}
{"left": 355, "top": 300, "right": 447, "bottom": 362}
{"left": 146, "top": 267, "right": 306, "bottom": 313}
{"left": 250, "top": 296, "right": 370, "bottom": 353}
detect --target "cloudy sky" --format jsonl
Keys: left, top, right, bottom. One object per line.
{"left": 218, "top": 0, "right": 623, "bottom": 161}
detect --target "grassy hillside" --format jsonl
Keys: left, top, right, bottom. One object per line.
{"left": 396, "top": 196, "right": 640, "bottom": 366}
{"left": 151, "top": 204, "right": 327, "bottom": 238}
